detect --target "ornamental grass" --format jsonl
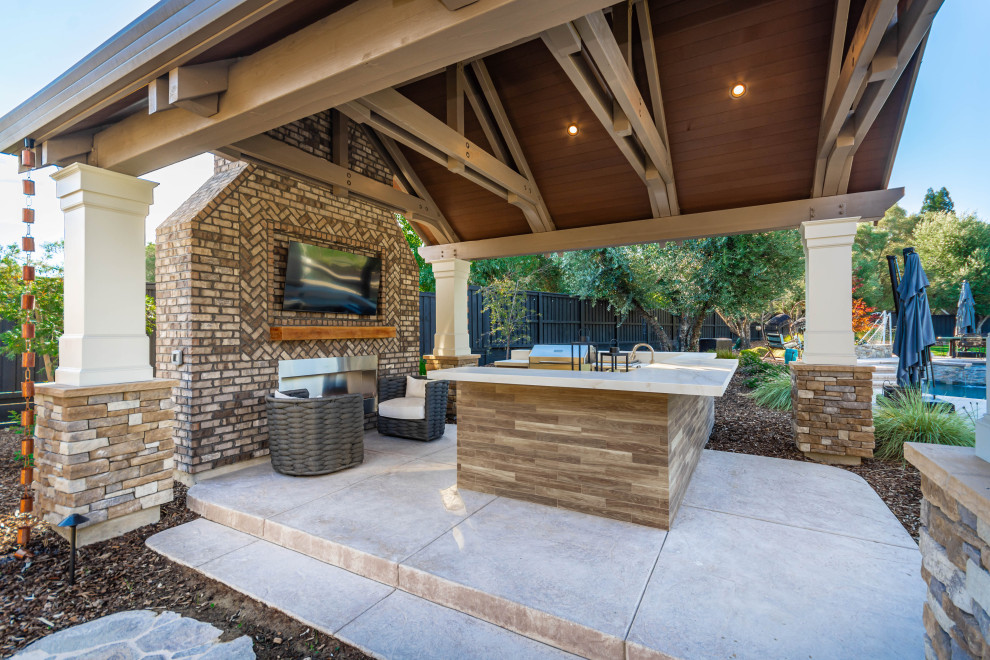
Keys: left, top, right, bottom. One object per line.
{"left": 873, "top": 388, "right": 975, "bottom": 461}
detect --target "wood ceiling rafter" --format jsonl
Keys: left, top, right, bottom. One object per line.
{"left": 373, "top": 130, "right": 460, "bottom": 244}
{"left": 339, "top": 84, "right": 553, "bottom": 233}
{"left": 419, "top": 188, "right": 904, "bottom": 262}
{"left": 542, "top": 8, "right": 678, "bottom": 218}
{"left": 814, "top": 0, "right": 942, "bottom": 197}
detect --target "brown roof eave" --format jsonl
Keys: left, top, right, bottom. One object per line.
{"left": 0, "top": 0, "right": 292, "bottom": 154}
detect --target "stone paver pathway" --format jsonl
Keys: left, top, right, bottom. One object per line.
{"left": 13, "top": 610, "right": 254, "bottom": 659}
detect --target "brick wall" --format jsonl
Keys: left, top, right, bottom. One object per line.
{"left": 157, "top": 114, "right": 419, "bottom": 477}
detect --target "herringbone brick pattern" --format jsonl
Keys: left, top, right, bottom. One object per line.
{"left": 157, "top": 116, "right": 419, "bottom": 477}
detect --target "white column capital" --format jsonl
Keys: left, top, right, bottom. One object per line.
{"left": 800, "top": 217, "right": 860, "bottom": 366}
{"left": 431, "top": 258, "right": 472, "bottom": 358}
{"left": 53, "top": 164, "right": 158, "bottom": 386}
{"left": 800, "top": 217, "right": 860, "bottom": 246}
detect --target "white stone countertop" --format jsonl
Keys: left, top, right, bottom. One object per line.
{"left": 427, "top": 352, "right": 738, "bottom": 396}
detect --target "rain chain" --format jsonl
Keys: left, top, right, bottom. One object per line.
{"left": 17, "top": 138, "right": 37, "bottom": 551}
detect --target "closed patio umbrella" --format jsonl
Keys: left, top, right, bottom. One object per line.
{"left": 893, "top": 247, "right": 936, "bottom": 388}
{"left": 955, "top": 280, "right": 976, "bottom": 336}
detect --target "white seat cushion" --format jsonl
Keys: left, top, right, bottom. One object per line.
{"left": 378, "top": 396, "right": 426, "bottom": 420}
{"left": 406, "top": 375, "right": 427, "bottom": 398}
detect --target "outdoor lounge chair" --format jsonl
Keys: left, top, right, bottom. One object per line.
{"left": 765, "top": 332, "right": 802, "bottom": 362}
{"left": 377, "top": 375, "right": 449, "bottom": 441}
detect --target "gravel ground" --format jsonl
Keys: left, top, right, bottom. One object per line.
{"left": 0, "top": 429, "right": 370, "bottom": 660}
{"left": 708, "top": 373, "right": 922, "bottom": 540}
{"left": 1, "top": 376, "right": 922, "bottom": 656}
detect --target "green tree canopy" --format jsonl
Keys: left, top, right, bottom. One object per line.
{"left": 0, "top": 242, "right": 64, "bottom": 382}
{"left": 921, "top": 186, "right": 955, "bottom": 214}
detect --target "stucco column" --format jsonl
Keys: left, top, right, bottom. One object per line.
{"left": 800, "top": 217, "right": 859, "bottom": 366}
{"left": 432, "top": 258, "right": 472, "bottom": 357}
{"left": 52, "top": 163, "right": 157, "bottom": 386}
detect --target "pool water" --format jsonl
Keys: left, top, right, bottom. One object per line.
{"left": 928, "top": 382, "right": 986, "bottom": 398}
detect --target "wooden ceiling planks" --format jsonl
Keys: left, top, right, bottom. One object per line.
{"left": 651, "top": 0, "right": 834, "bottom": 213}
{"left": 375, "top": 0, "right": 915, "bottom": 240}
{"left": 481, "top": 39, "right": 653, "bottom": 230}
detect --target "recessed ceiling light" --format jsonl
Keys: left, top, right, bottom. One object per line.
{"left": 730, "top": 83, "right": 746, "bottom": 98}
{"left": 567, "top": 124, "right": 579, "bottom": 136}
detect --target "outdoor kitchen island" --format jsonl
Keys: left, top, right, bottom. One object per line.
{"left": 428, "top": 352, "right": 737, "bottom": 530}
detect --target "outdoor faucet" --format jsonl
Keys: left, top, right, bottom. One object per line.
{"left": 632, "top": 343, "right": 655, "bottom": 364}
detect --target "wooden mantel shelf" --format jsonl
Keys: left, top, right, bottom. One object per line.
{"left": 270, "top": 326, "right": 397, "bottom": 341}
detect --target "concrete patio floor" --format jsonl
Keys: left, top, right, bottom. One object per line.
{"left": 148, "top": 426, "right": 924, "bottom": 660}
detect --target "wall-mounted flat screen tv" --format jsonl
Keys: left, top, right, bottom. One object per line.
{"left": 282, "top": 241, "right": 382, "bottom": 315}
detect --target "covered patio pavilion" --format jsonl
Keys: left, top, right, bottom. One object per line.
{"left": 6, "top": 0, "right": 985, "bottom": 658}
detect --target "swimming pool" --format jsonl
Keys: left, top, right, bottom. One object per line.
{"left": 929, "top": 382, "right": 986, "bottom": 398}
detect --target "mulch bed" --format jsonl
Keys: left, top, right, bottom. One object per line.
{"left": 0, "top": 429, "right": 370, "bottom": 660}
{"left": 708, "top": 373, "right": 922, "bottom": 540}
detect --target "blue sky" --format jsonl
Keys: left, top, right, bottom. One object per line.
{"left": 0, "top": 0, "right": 986, "bottom": 248}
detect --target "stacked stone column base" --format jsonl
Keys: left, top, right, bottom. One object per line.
{"left": 424, "top": 354, "right": 480, "bottom": 420}
{"left": 33, "top": 379, "right": 178, "bottom": 546}
{"left": 907, "top": 444, "right": 990, "bottom": 660}
{"left": 790, "top": 363, "right": 875, "bottom": 465}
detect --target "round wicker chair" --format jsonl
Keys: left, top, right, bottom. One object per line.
{"left": 265, "top": 391, "right": 364, "bottom": 476}
{"left": 377, "top": 376, "right": 448, "bottom": 441}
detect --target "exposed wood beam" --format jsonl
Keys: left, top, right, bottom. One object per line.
{"left": 419, "top": 188, "right": 904, "bottom": 261}
{"left": 812, "top": 0, "right": 849, "bottom": 194}
{"left": 837, "top": 0, "right": 943, "bottom": 193}
{"left": 439, "top": 0, "right": 480, "bottom": 9}
{"left": 610, "top": 2, "right": 632, "bottom": 66}
{"left": 632, "top": 0, "right": 669, "bottom": 147}
{"left": 224, "top": 134, "right": 453, "bottom": 241}
{"left": 168, "top": 59, "right": 234, "bottom": 117}
{"left": 821, "top": 0, "right": 943, "bottom": 196}
{"left": 815, "top": 0, "right": 897, "bottom": 195}
{"left": 41, "top": 131, "right": 94, "bottom": 167}
{"left": 372, "top": 131, "right": 459, "bottom": 243}
{"left": 461, "top": 66, "right": 512, "bottom": 164}
{"left": 147, "top": 78, "right": 175, "bottom": 115}
{"left": 469, "top": 60, "right": 555, "bottom": 231}
{"left": 542, "top": 23, "right": 663, "bottom": 217}
{"left": 344, "top": 88, "right": 551, "bottom": 234}
{"left": 90, "top": 0, "right": 615, "bottom": 175}
{"left": 545, "top": 12, "right": 678, "bottom": 216}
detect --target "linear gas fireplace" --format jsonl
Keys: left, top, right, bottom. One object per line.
{"left": 278, "top": 355, "right": 378, "bottom": 414}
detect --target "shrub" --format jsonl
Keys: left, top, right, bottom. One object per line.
{"left": 715, "top": 348, "right": 737, "bottom": 360}
{"left": 874, "top": 389, "right": 975, "bottom": 461}
{"left": 748, "top": 371, "right": 792, "bottom": 410}
{"left": 737, "top": 348, "right": 787, "bottom": 388}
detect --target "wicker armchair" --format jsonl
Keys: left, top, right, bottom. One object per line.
{"left": 266, "top": 391, "right": 364, "bottom": 476}
{"left": 377, "top": 376, "right": 448, "bottom": 441}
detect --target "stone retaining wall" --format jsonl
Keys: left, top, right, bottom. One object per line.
{"left": 907, "top": 444, "right": 990, "bottom": 660}
{"left": 790, "top": 363, "right": 875, "bottom": 464}
{"left": 33, "top": 379, "right": 177, "bottom": 545}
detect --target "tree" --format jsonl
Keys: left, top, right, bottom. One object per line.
{"left": 555, "top": 246, "right": 676, "bottom": 350}
{"left": 397, "top": 215, "right": 435, "bottom": 292}
{"left": 145, "top": 242, "right": 156, "bottom": 282}
{"left": 921, "top": 187, "right": 954, "bottom": 214}
{"left": 912, "top": 211, "right": 990, "bottom": 332}
{"left": 480, "top": 275, "right": 532, "bottom": 360}
{"left": 0, "top": 242, "right": 64, "bottom": 382}
{"left": 713, "top": 230, "right": 804, "bottom": 348}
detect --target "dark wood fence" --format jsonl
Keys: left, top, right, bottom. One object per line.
{"left": 420, "top": 286, "right": 737, "bottom": 365}
{"left": 0, "top": 319, "right": 40, "bottom": 425}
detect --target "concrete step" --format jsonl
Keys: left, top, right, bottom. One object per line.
{"left": 148, "top": 519, "right": 579, "bottom": 660}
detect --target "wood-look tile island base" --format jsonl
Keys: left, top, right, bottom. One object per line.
{"left": 430, "top": 354, "right": 737, "bottom": 529}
